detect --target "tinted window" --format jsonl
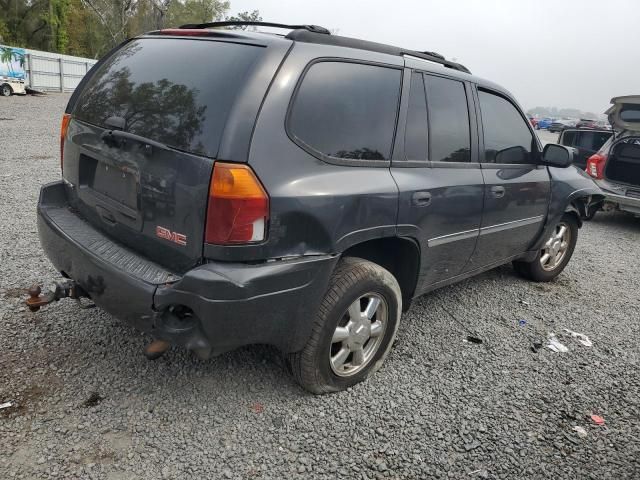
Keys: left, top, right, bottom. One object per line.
{"left": 74, "top": 39, "right": 262, "bottom": 157}
{"left": 561, "top": 130, "right": 577, "bottom": 147}
{"left": 576, "top": 131, "right": 612, "bottom": 150}
{"left": 478, "top": 90, "right": 534, "bottom": 164}
{"left": 289, "top": 62, "right": 401, "bottom": 161}
{"left": 404, "top": 72, "right": 428, "bottom": 160}
{"left": 620, "top": 106, "right": 640, "bottom": 123}
{"left": 425, "top": 75, "right": 470, "bottom": 162}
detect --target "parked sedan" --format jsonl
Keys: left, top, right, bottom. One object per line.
{"left": 549, "top": 119, "right": 577, "bottom": 133}
{"left": 584, "top": 96, "right": 640, "bottom": 218}
{"left": 536, "top": 118, "right": 553, "bottom": 130}
{"left": 576, "top": 118, "right": 599, "bottom": 129}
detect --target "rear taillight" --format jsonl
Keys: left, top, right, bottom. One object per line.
{"left": 586, "top": 153, "right": 607, "bottom": 179}
{"left": 157, "top": 29, "right": 216, "bottom": 36}
{"left": 205, "top": 162, "right": 269, "bottom": 245}
{"left": 60, "top": 113, "right": 71, "bottom": 171}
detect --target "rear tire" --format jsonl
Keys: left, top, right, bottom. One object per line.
{"left": 513, "top": 214, "right": 578, "bottom": 282}
{"left": 287, "top": 257, "right": 402, "bottom": 394}
{"left": 1, "top": 84, "right": 12, "bottom": 97}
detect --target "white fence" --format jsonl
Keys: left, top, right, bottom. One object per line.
{"left": 24, "top": 48, "right": 98, "bottom": 92}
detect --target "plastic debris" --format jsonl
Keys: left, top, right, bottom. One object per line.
{"left": 0, "top": 401, "right": 13, "bottom": 410}
{"left": 564, "top": 329, "right": 593, "bottom": 347}
{"left": 518, "top": 319, "right": 527, "bottom": 327}
{"left": 518, "top": 299, "right": 530, "bottom": 306}
{"left": 546, "top": 334, "right": 569, "bottom": 353}
{"left": 590, "top": 414, "right": 605, "bottom": 425}
{"left": 466, "top": 336, "right": 483, "bottom": 344}
{"left": 573, "top": 426, "right": 588, "bottom": 438}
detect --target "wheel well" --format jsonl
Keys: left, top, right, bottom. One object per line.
{"left": 341, "top": 237, "right": 420, "bottom": 310}
{"left": 1, "top": 83, "right": 12, "bottom": 92}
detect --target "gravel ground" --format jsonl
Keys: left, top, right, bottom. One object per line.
{"left": 1, "top": 94, "right": 639, "bottom": 479}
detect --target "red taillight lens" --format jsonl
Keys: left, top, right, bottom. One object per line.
{"left": 60, "top": 113, "right": 71, "bottom": 172}
{"left": 586, "top": 153, "right": 607, "bottom": 179}
{"left": 157, "top": 29, "right": 216, "bottom": 36}
{"left": 205, "top": 162, "right": 269, "bottom": 244}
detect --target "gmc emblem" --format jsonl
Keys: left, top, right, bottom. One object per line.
{"left": 156, "top": 226, "right": 187, "bottom": 246}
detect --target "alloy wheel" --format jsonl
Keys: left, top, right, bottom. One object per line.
{"left": 540, "top": 222, "right": 571, "bottom": 271}
{"left": 329, "top": 293, "right": 388, "bottom": 377}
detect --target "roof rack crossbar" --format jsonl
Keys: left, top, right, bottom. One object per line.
{"left": 178, "top": 21, "right": 330, "bottom": 35}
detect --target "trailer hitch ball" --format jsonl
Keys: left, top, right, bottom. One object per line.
{"left": 27, "top": 285, "right": 44, "bottom": 312}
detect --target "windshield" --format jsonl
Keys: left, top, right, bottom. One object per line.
{"left": 73, "top": 38, "right": 263, "bottom": 158}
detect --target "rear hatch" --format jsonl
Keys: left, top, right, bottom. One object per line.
{"left": 62, "top": 35, "right": 275, "bottom": 272}
{"left": 604, "top": 96, "right": 640, "bottom": 187}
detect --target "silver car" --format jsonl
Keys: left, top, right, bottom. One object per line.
{"left": 584, "top": 96, "right": 640, "bottom": 218}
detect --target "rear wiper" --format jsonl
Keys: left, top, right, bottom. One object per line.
{"left": 101, "top": 129, "right": 169, "bottom": 153}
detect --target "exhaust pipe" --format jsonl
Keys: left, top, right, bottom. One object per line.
{"left": 144, "top": 339, "right": 171, "bottom": 360}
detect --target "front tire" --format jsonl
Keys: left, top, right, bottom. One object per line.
{"left": 287, "top": 257, "right": 402, "bottom": 394}
{"left": 1, "top": 84, "right": 12, "bottom": 97}
{"left": 513, "top": 214, "right": 578, "bottom": 282}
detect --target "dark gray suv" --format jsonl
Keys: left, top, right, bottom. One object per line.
{"left": 31, "top": 22, "right": 603, "bottom": 393}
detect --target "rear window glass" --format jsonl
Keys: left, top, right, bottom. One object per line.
{"left": 73, "top": 38, "right": 262, "bottom": 157}
{"left": 620, "top": 106, "right": 640, "bottom": 123}
{"left": 288, "top": 61, "right": 401, "bottom": 161}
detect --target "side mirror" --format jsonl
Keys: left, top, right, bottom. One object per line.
{"left": 541, "top": 143, "right": 575, "bottom": 168}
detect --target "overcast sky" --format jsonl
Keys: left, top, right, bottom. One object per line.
{"left": 230, "top": 0, "right": 638, "bottom": 114}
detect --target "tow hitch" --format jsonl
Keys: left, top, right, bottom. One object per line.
{"left": 26, "top": 280, "right": 95, "bottom": 312}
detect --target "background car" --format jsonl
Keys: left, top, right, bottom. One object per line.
{"left": 584, "top": 95, "right": 640, "bottom": 218}
{"left": 548, "top": 119, "right": 577, "bottom": 133}
{"left": 559, "top": 128, "right": 613, "bottom": 169}
{"left": 536, "top": 117, "right": 553, "bottom": 129}
{"left": 576, "top": 118, "right": 598, "bottom": 129}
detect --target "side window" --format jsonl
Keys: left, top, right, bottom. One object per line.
{"left": 561, "top": 130, "right": 577, "bottom": 147}
{"left": 478, "top": 90, "right": 534, "bottom": 164}
{"left": 404, "top": 72, "right": 428, "bottom": 160}
{"left": 288, "top": 61, "right": 401, "bottom": 161}
{"left": 424, "top": 75, "right": 471, "bottom": 162}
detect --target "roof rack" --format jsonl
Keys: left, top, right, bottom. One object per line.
{"left": 284, "top": 30, "right": 470, "bottom": 74}
{"left": 177, "top": 21, "right": 331, "bottom": 35}
{"left": 174, "top": 21, "right": 470, "bottom": 74}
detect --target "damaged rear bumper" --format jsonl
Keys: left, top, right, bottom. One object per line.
{"left": 37, "top": 181, "right": 338, "bottom": 356}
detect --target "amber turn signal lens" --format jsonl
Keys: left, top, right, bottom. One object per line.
{"left": 205, "top": 162, "right": 269, "bottom": 244}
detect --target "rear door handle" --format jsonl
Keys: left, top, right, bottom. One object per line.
{"left": 412, "top": 191, "right": 432, "bottom": 206}
{"left": 490, "top": 186, "right": 506, "bottom": 198}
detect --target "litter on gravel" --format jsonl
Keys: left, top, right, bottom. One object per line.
{"left": 546, "top": 334, "right": 569, "bottom": 353}
{"left": 591, "top": 415, "right": 605, "bottom": 426}
{"left": 564, "top": 329, "right": 593, "bottom": 347}
{"left": 573, "top": 426, "right": 588, "bottom": 438}
{"left": 0, "top": 401, "right": 13, "bottom": 409}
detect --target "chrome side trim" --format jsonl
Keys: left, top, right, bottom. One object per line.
{"left": 479, "top": 215, "right": 545, "bottom": 236}
{"left": 427, "top": 228, "right": 479, "bottom": 247}
{"left": 426, "top": 215, "right": 545, "bottom": 247}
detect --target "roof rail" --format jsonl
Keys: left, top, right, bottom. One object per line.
{"left": 177, "top": 21, "right": 331, "bottom": 34}
{"left": 285, "top": 30, "right": 471, "bottom": 74}
{"left": 173, "top": 21, "right": 470, "bottom": 74}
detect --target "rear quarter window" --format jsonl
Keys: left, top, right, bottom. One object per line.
{"left": 287, "top": 61, "right": 402, "bottom": 163}
{"left": 73, "top": 38, "right": 263, "bottom": 158}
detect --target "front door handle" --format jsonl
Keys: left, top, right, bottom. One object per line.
{"left": 490, "top": 186, "right": 506, "bottom": 198}
{"left": 412, "top": 191, "right": 432, "bottom": 206}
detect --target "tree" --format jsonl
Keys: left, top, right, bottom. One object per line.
{"left": 0, "top": 1, "right": 258, "bottom": 58}
{"left": 225, "top": 9, "right": 261, "bottom": 29}
{"left": 165, "top": 0, "right": 229, "bottom": 27}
